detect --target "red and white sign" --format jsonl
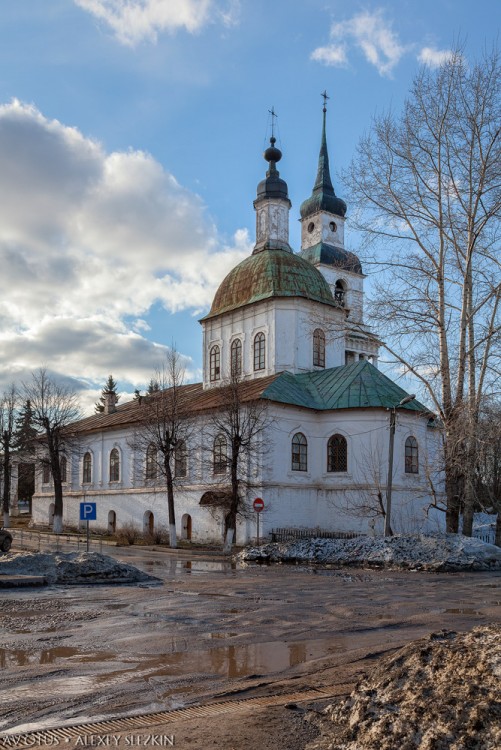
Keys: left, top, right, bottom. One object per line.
{"left": 253, "top": 497, "right": 265, "bottom": 513}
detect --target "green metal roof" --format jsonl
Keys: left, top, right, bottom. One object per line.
{"left": 261, "top": 360, "right": 429, "bottom": 412}
{"left": 202, "top": 247, "right": 336, "bottom": 320}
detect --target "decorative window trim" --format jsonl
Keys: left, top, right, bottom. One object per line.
{"left": 313, "top": 328, "right": 326, "bottom": 368}
{"left": 230, "top": 338, "right": 243, "bottom": 378}
{"left": 327, "top": 434, "right": 348, "bottom": 473}
{"left": 82, "top": 451, "right": 93, "bottom": 485}
{"left": 210, "top": 344, "right": 221, "bottom": 382}
{"left": 405, "top": 436, "right": 419, "bottom": 474}
{"left": 109, "top": 447, "right": 121, "bottom": 483}
{"left": 174, "top": 440, "right": 188, "bottom": 478}
{"left": 213, "top": 434, "right": 227, "bottom": 475}
{"left": 291, "top": 432, "right": 308, "bottom": 472}
{"left": 145, "top": 443, "right": 157, "bottom": 481}
{"left": 253, "top": 332, "right": 266, "bottom": 372}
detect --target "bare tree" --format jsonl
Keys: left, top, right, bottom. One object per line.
{"left": 130, "top": 349, "right": 192, "bottom": 548}
{"left": 0, "top": 385, "right": 17, "bottom": 528}
{"left": 23, "top": 368, "right": 81, "bottom": 534}
{"left": 345, "top": 45, "right": 501, "bottom": 533}
{"left": 205, "top": 375, "right": 270, "bottom": 553}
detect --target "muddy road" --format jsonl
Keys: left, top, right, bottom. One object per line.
{"left": 1, "top": 546, "right": 500, "bottom": 737}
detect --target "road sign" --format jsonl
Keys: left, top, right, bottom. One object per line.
{"left": 80, "top": 502, "right": 96, "bottom": 521}
{"left": 253, "top": 497, "right": 265, "bottom": 513}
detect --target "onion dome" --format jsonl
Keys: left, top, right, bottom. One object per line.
{"left": 202, "top": 247, "right": 336, "bottom": 320}
{"left": 255, "top": 136, "right": 290, "bottom": 203}
{"left": 300, "top": 107, "right": 346, "bottom": 219}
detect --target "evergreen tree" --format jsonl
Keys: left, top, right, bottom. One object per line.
{"left": 13, "top": 399, "right": 38, "bottom": 453}
{"left": 95, "top": 375, "right": 120, "bottom": 413}
{"left": 147, "top": 378, "right": 160, "bottom": 395}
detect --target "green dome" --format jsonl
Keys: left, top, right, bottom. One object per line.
{"left": 203, "top": 248, "right": 335, "bottom": 319}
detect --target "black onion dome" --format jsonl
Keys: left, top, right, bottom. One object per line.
{"left": 256, "top": 136, "right": 290, "bottom": 203}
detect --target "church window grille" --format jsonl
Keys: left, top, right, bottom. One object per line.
{"left": 327, "top": 434, "right": 347, "bottom": 472}
{"left": 210, "top": 345, "right": 221, "bottom": 382}
{"left": 291, "top": 433, "right": 307, "bottom": 472}
{"left": 254, "top": 333, "right": 266, "bottom": 371}
{"left": 109, "top": 448, "right": 120, "bottom": 482}
{"left": 145, "top": 444, "right": 157, "bottom": 481}
{"left": 83, "top": 452, "right": 92, "bottom": 484}
{"left": 231, "top": 339, "right": 242, "bottom": 377}
{"left": 313, "top": 329, "right": 326, "bottom": 368}
{"left": 213, "top": 435, "right": 227, "bottom": 475}
{"left": 175, "top": 440, "right": 187, "bottom": 478}
{"left": 42, "top": 464, "right": 50, "bottom": 484}
{"left": 405, "top": 436, "right": 419, "bottom": 474}
{"left": 60, "top": 456, "right": 67, "bottom": 483}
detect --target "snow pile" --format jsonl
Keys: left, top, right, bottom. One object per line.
{"left": 240, "top": 533, "right": 501, "bottom": 571}
{"left": 0, "top": 551, "right": 160, "bottom": 585}
{"left": 308, "top": 624, "right": 501, "bottom": 750}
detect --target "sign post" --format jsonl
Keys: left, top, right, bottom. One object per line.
{"left": 253, "top": 497, "right": 265, "bottom": 546}
{"left": 80, "top": 502, "right": 96, "bottom": 552}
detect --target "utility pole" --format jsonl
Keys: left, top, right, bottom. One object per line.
{"left": 385, "top": 394, "right": 415, "bottom": 537}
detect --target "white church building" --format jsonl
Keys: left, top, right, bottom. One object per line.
{"left": 32, "top": 107, "right": 445, "bottom": 543}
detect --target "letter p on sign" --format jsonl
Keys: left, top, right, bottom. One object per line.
{"left": 80, "top": 502, "right": 97, "bottom": 521}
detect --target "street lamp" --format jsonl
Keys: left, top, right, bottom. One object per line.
{"left": 384, "top": 394, "right": 416, "bottom": 537}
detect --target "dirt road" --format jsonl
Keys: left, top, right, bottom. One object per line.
{"left": 1, "top": 546, "right": 500, "bottom": 748}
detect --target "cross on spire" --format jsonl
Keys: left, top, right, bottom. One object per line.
{"left": 268, "top": 106, "right": 278, "bottom": 138}
{"left": 321, "top": 90, "right": 329, "bottom": 113}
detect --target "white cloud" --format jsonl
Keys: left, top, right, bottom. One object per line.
{"left": 418, "top": 46, "right": 454, "bottom": 68}
{"left": 311, "top": 9, "right": 406, "bottom": 77}
{"left": 74, "top": 0, "right": 239, "bottom": 46}
{"left": 311, "top": 44, "right": 348, "bottom": 68}
{"left": 0, "top": 100, "right": 250, "bottom": 404}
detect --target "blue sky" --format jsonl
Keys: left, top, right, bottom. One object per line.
{"left": 0, "top": 0, "right": 497, "bottom": 411}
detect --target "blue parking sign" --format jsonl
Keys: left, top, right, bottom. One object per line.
{"left": 80, "top": 502, "right": 96, "bottom": 521}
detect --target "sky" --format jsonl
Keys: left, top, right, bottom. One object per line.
{"left": 0, "top": 0, "right": 498, "bottom": 413}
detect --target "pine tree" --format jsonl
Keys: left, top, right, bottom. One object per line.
{"left": 95, "top": 375, "right": 120, "bottom": 413}
{"left": 13, "top": 399, "right": 38, "bottom": 453}
{"left": 147, "top": 378, "right": 160, "bottom": 395}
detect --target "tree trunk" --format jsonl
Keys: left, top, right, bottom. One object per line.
{"left": 53, "top": 513, "right": 63, "bottom": 534}
{"left": 53, "top": 477, "right": 64, "bottom": 534}
{"left": 3, "top": 511, "right": 10, "bottom": 528}
{"left": 165, "top": 459, "right": 177, "bottom": 548}
{"left": 2, "top": 440, "right": 10, "bottom": 527}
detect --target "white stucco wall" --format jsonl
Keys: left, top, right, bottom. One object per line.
{"left": 32, "top": 400, "right": 445, "bottom": 545}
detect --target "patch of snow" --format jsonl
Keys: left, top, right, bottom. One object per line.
{"left": 0, "top": 552, "right": 161, "bottom": 585}
{"left": 308, "top": 624, "right": 501, "bottom": 750}
{"left": 239, "top": 533, "right": 501, "bottom": 571}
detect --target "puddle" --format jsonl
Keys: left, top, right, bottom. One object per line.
{"left": 0, "top": 646, "right": 115, "bottom": 668}
{"left": 140, "top": 559, "right": 236, "bottom": 574}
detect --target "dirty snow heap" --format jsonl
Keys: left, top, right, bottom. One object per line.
{"left": 0, "top": 552, "right": 160, "bottom": 585}
{"left": 308, "top": 624, "right": 501, "bottom": 750}
{"left": 240, "top": 534, "right": 501, "bottom": 571}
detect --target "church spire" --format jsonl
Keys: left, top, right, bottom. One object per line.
{"left": 300, "top": 93, "right": 347, "bottom": 220}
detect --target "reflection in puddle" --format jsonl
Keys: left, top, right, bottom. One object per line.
{"left": 139, "top": 559, "right": 237, "bottom": 574}
{"left": 0, "top": 647, "right": 115, "bottom": 668}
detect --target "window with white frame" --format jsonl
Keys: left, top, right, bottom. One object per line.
{"left": 291, "top": 433, "right": 308, "bottom": 471}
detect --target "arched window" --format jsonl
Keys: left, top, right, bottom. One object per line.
{"left": 313, "top": 328, "right": 326, "bottom": 368}
{"left": 109, "top": 448, "right": 120, "bottom": 482}
{"left": 231, "top": 339, "right": 242, "bottom": 377}
{"left": 175, "top": 440, "right": 187, "bottom": 477}
{"left": 213, "top": 435, "right": 227, "bottom": 474}
{"left": 334, "top": 279, "right": 346, "bottom": 307}
{"left": 405, "top": 436, "right": 419, "bottom": 474}
{"left": 327, "top": 434, "right": 348, "bottom": 472}
{"left": 145, "top": 444, "right": 157, "bottom": 480}
{"left": 210, "top": 345, "right": 220, "bottom": 382}
{"left": 254, "top": 332, "right": 265, "bottom": 371}
{"left": 42, "top": 464, "right": 50, "bottom": 484}
{"left": 83, "top": 452, "right": 92, "bottom": 484}
{"left": 60, "top": 456, "right": 67, "bottom": 483}
{"left": 291, "top": 433, "right": 308, "bottom": 472}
